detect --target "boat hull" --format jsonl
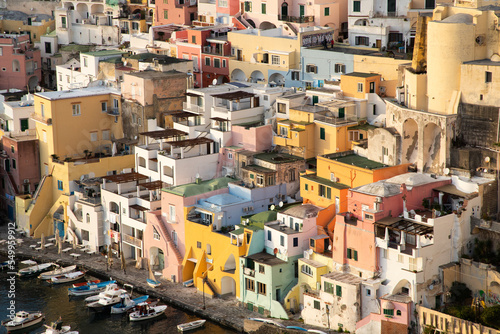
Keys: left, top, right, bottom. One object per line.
{"left": 2, "top": 313, "right": 44, "bottom": 331}
{"left": 110, "top": 296, "right": 149, "bottom": 314}
{"left": 129, "top": 305, "right": 167, "bottom": 322}
{"left": 177, "top": 319, "right": 206, "bottom": 332}
{"left": 147, "top": 279, "right": 161, "bottom": 288}
{"left": 51, "top": 272, "right": 85, "bottom": 285}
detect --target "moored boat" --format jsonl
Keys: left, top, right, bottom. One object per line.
{"left": 68, "top": 280, "right": 116, "bottom": 296}
{"left": 86, "top": 285, "right": 128, "bottom": 312}
{"left": 43, "top": 318, "right": 79, "bottom": 334}
{"left": 72, "top": 279, "right": 99, "bottom": 288}
{"left": 50, "top": 271, "right": 86, "bottom": 285}
{"left": 17, "top": 262, "right": 56, "bottom": 277}
{"left": 111, "top": 295, "right": 149, "bottom": 314}
{"left": 177, "top": 319, "right": 206, "bottom": 332}
{"left": 129, "top": 303, "right": 167, "bottom": 322}
{"left": 39, "top": 265, "right": 77, "bottom": 280}
{"left": 1, "top": 311, "right": 44, "bottom": 331}
{"left": 147, "top": 262, "right": 161, "bottom": 288}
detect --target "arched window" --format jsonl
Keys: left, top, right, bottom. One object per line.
{"left": 86, "top": 213, "right": 91, "bottom": 223}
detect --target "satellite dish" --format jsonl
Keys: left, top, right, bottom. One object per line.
{"left": 279, "top": 201, "right": 283, "bottom": 208}
{"left": 270, "top": 205, "right": 275, "bottom": 211}
{"left": 328, "top": 245, "right": 332, "bottom": 251}
{"left": 485, "top": 157, "right": 490, "bottom": 163}
{"left": 443, "top": 167, "right": 450, "bottom": 175}
{"left": 36, "top": 85, "right": 41, "bottom": 91}
{"left": 308, "top": 249, "right": 313, "bottom": 255}
{"left": 212, "top": 78, "right": 217, "bottom": 85}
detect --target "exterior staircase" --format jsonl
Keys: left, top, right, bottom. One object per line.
{"left": 152, "top": 213, "right": 183, "bottom": 263}
{"left": 285, "top": 22, "right": 298, "bottom": 35}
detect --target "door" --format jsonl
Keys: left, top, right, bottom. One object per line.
{"left": 276, "top": 288, "right": 281, "bottom": 301}
{"left": 281, "top": 3, "right": 288, "bottom": 18}
{"left": 425, "top": 0, "right": 435, "bottom": 9}
{"left": 376, "top": 39, "right": 381, "bottom": 48}
{"left": 20, "top": 118, "right": 29, "bottom": 132}
{"left": 312, "top": 95, "right": 319, "bottom": 105}
{"left": 241, "top": 2, "right": 245, "bottom": 13}
{"left": 338, "top": 107, "right": 345, "bottom": 118}
{"left": 7, "top": 205, "right": 14, "bottom": 221}
{"left": 299, "top": 5, "right": 305, "bottom": 17}
{"left": 4, "top": 159, "right": 10, "bottom": 172}
{"left": 387, "top": 0, "right": 396, "bottom": 13}
{"left": 369, "top": 81, "right": 375, "bottom": 93}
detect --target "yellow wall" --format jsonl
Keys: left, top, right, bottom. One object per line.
{"left": 340, "top": 74, "right": 381, "bottom": 99}
{"left": 0, "top": 19, "right": 54, "bottom": 42}
{"left": 314, "top": 122, "right": 350, "bottom": 156}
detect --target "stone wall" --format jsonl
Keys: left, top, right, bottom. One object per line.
{"left": 457, "top": 103, "right": 500, "bottom": 150}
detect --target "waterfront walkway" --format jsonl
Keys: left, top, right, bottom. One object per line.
{"left": 0, "top": 233, "right": 332, "bottom": 334}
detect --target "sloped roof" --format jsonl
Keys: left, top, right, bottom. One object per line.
{"left": 353, "top": 181, "right": 401, "bottom": 197}
{"left": 284, "top": 204, "right": 322, "bottom": 219}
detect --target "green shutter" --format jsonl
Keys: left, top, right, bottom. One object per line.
{"left": 327, "top": 187, "right": 331, "bottom": 199}
{"left": 320, "top": 127, "right": 325, "bottom": 140}
{"left": 354, "top": 250, "right": 358, "bottom": 261}
{"left": 305, "top": 184, "right": 308, "bottom": 191}
{"left": 353, "top": 1, "right": 360, "bottom": 12}
{"left": 261, "top": 3, "right": 266, "bottom": 13}
{"left": 336, "top": 285, "right": 342, "bottom": 297}
{"left": 347, "top": 248, "right": 351, "bottom": 259}
{"left": 324, "top": 7, "right": 329, "bottom": 16}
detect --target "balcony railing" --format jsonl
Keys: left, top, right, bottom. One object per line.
{"left": 244, "top": 267, "right": 255, "bottom": 277}
{"left": 107, "top": 108, "right": 120, "bottom": 116}
{"left": 278, "top": 15, "right": 314, "bottom": 23}
{"left": 182, "top": 102, "right": 203, "bottom": 114}
{"left": 30, "top": 113, "right": 52, "bottom": 125}
{"left": 123, "top": 233, "right": 142, "bottom": 248}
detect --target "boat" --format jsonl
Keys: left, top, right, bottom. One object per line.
{"left": 39, "top": 265, "right": 76, "bottom": 280}
{"left": 86, "top": 285, "right": 128, "bottom": 312}
{"left": 147, "top": 262, "right": 161, "bottom": 288}
{"left": 72, "top": 279, "right": 99, "bottom": 288}
{"left": 43, "top": 318, "right": 79, "bottom": 334}
{"left": 50, "top": 271, "right": 86, "bottom": 285}
{"left": 84, "top": 283, "right": 121, "bottom": 303}
{"left": 129, "top": 303, "right": 167, "bottom": 322}
{"left": 307, "top": 330, "right": 328, "bottom": 334}
{"left": 248, "top": 318, "right": 285, "bottom": 327}
{"left": 68, "top": 280, "right": 116, "bottom": 296}
{"left": 0, "top": 261, "right": 10, "bottom": 270}
{"left": 1, "top": 311, "right": 44, "bottom": 331}
{"left": 17, "top": 262, "right": 56, "bottom": 277}
{"left": 177, "top": 319, "right": 206, "bottom": 332}
{"left": 286, "top": 326, "right": 308, "bottom": 332}
{"left": 110, "top": 295, "right": 149, "bottom": 314}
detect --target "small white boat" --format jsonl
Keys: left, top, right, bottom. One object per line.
{"left": 147, "top": 262, "right": 161, "bottom": 288}
{"left": 177, "top": 319, "right": 206, "bottom": 332}
{"left": 68, "top": 280, "right": 115, "bottom": 296}
{"left": 111, "top": 294, "right": 149, "bottom": 314}
{"left": 1, "top": 311, "right": 44, "bottom": 331}
{"left": 86, "top": 284, "right": 128, "bottom": 312}
{"left": 51, "top": 271, "right": 86, "bottom": 284}
{"left": 17, "top": 262, "right": 55, "bottom": 277}
{"left": 129, "top": 303, "right": 167, "bottom": 322}
{"left": 39, "top": 265, "right": 77, "bottom": 280}
{"left": 43, "top": 319, "right": 79, "bottom": 334}
{"left": 72, "top": 279, "right": 99, "bottom": 288}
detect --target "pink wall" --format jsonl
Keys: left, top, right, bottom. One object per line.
{"left": 230, "top": 124, "right": 273, "bottom": 152}
{"left": 356, "top": 300, "right": 410, "bottom": 330}
{"left": 0, "top": 35, "right": 41, "bottom": 91}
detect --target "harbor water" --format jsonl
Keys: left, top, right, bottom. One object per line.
{"left": 0, "top": 261, "right": 237, "bottom": 334}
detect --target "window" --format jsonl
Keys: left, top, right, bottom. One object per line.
{"left": 86, "top": 213, "right": 91, "bottom": 223}
{"left": 364, "top": 213, "right": 373, "bottom": 220}
{"left": 169, "top": 204, "right": 176, "bottom": 222}
{"left": 357, "top": 83, "right": 363, "bottom": 92}
{"left": 218, "top": 0, "right": 228, "bottom": 7}
{"left": 173, "top": 231, "right": 178, "bottom": 246}
{"left": 205, "top": 57, "right": 211, "bottom": 66}
{"left": 314, "top": 300, "right": 321, "bottom": 310}
{"left": 163, "top": 10, "right": 168, "bottom": 19}
{"left": 320, "top": 127, "right": 325, "bottom": 140}
{"left": 289, "top": 168, "right": 295, "bottom": 181}
{"left": 163, "top": 0, "right": 167, "bottom": 3}
{"left": 306, "top": 64, "right": 318, "bottom": 73}
{"left": 305, "top": 184, "right": 308, "bottom": 191}
{"left": 257, "top": 282, "right": 266, "bottom": 295}
{"left": 318, "top": 185, "right": 331, "bottom": 199}
{"left": 259, "top": 265, "right": 265, "bottom": 274}
{"left": 355, "top": 36, "right": 369, "bottom": 46}
{"left": 90, "top": 132, "right": 98, "bottom": 142}
{"left": 83, "top": 57, "right": 88, "bottom": 67}
{"left": 335, "top": 63, "right": 346, "bottom": 73}
{"left": 102, "top": 130, "right": 110, "bottom": 141}
{"left": 61, "top": 16, "right": 67, "bottom": 28}
{"left": 301, "top": 264, "right": 313, "bottom": 276}
{"left": 366, "top": 288, "right": 371, "bottom": 296}
{"left": 0, "top": 47, "right": 2, "bottom": 56}
{"left": 324, "top": 282, "right": 334, "bottom": 294}
{"left": 244, "top": 1, "right": 252, "bottom": 11}
{"left": 261, "top": 3, "right": 266, "bottom": 13}
{"left": 384, "top": 309, "right": 394, "bottom": 317}
{"left": 293, "top": 237, "right": 298, "bottom": 247}
{"left": 81, "top": 230, "right": 89, "bottom": 241}
{"left": 336, "top": 285, "right": 342, "bottom": 297}
{"left": 11, "top": 159, "right": 16, "bottom": 170}
{"left": 347, "top": 248, "right": 358, "bottom": 261}
{"left": 324, "top": 7, "right": 330, "bottom": 16}
{"left": 245, "top": 278, "right": 255, "bottom": 291}
{"left": 256, "top": 174, "right": 264, "bottom": 185}
{"left": 42, "top": 130, "right": 47, "bottom": 143}
{"left": 279, "top": 126, "right": 288, "bottom": 137}
{"left": 191, "top": 36, "right": 196, "bottom": 43}
{"left": 66, "top": 75, "right": 70, "bottom": 83}
{"left": 280, "top": 235, "right": 285, "bottom": 246}
{"left": 153, "top": 226, "right": 160, "bottom": 240}
{"left": 101, "top": 102, "right": 107, "bottom": 112}
{"left": 213, "top": 58, "right": 220, "bottom": 68}
{"left": 396, "top": 310, "right": 402, "bottom": 316}
{"left": 486, "top": 71, "right": 492, "bottom": 83}
{"left": 72, "top": 104, "right": 81, "bottom": 116}
{"left": 267, "top": 175, "right": 275, "bottom": 185}
{"left": 132, "top": 22, "right": 139, "bottom": 30}
{"left": 11, "top": 146, "right": 15, "bottom": 153}
{"left": 291, "top": 71, "right": 300, "bottom": 81}
{"left": 57, "top": 180, "right": 63, "bottom": 191}
{"left": 267, "top": 230, "right": 272, "bottom": 241}
{"left": 271, "top": 55, "right": 280, "bottom": 65}
{"left": 197, "top": 241, "right": 201, "bottom": 248}
{"left": 398, "top": 254, "right": 404, "bottom": 263}
{"left": 353, "top": 0, "right": 360, "bottom": 12}
{"left": 222, "top": 59, "right": 227, "bottom": 68}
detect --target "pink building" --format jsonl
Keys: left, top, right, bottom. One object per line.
{"left": 0, "top": 133, "right": 40, "bottom": 221}
{"left": 0, "top": 34, "right": 41, "bottom": 91}
{"left": 143, "top": 177, "right": 232, "bottom": 283}
{"left": 332, "top": 173, "right": 450, "bottom": 278}
{"left": 155, "top": 0, "right": 197, "bottom": 26}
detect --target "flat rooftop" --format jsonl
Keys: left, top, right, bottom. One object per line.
{"left": 342, "top": 72, "right": 380, "bottom": 78}
{"left": 126, "top": 70, "right": 185, "bottom": 79}
{"left": 35, "top": 86, "right": 120, "bottom": 100}
{"left": 323, "top": 153, "right": 388, "bottom": 170}
{"left": 323, "top": 271, "right": 364, "bottom": 285}
{"left": 163, "top": 176, "right": 234, "bottom": 197}
{"left": 254, "top": 152, "right": 304, "bottom": 164}
{"left": 301, "top": 174, "right": 349, "bottom": 190}
{"left": 245, "top": 252, "right": 286, "bottom": 266}
{"left": 81, "top": 50, "right": 125, "bottom": 57}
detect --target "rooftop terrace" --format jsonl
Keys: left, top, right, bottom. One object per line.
{"left": 323, "top": 153, "right": 388, "bottom": 170}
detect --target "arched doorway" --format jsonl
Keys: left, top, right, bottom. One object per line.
{"left": 259, "top": 21, "right": 276, "bottom": 30}
{"left": 422, "top": 122, "right": 441, "bottom": 172}
{"left": 246, "top": 19, "right": 256, "bottom": 28}
{"left": 221, "top": 276, "right": 236, "bottom": 296}
{"left": 269, "top": 72, "right": 285, "bottom": 86}
{"left": 402, "top": 118, "right": 418, "bottom": 164}
{"left": 149, "top": 246, "right": 165, "bottom": 270}
{"left": 231, "top": 69, "right": 246, "bottom": 82}
{"left": 281, "top": 2, "right": 288, "bottom": 19}
{"left": 250, "top": 70, "right": 265, "bottom": 83}
{"left": 392, "top": 279, "right": 411, "bottom": 296}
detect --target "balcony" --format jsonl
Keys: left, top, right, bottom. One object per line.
{"left": 122, "top": 233, "right": 142, "bottom": 248}
{"left": 30, "top": 112, "right": 52, "bottom": 125}
{"left": 244, "top": 267, "right": 255, "bottom": 277}
{"left": 273, "top": 129, "right": 306, "bottom": 147}
{"left": 107, "top": 108, "right": 120, "bottom": 116}
{"left": 182, "top": 102, "right": 203, "bottom": 114}
{"left": 278, "top": 15, "right": 314, "bottom": 23}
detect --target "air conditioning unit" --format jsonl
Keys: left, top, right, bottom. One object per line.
{"left": 375, "top": 196, "right": 383, "bottom": 203}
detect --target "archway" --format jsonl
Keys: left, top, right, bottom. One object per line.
{"left": 402, "top": 118, "right": 418, "bottom": 164}
{"left": 12, "top": 59, "right": 20, "bottom": 72}
{"left": 250, "top": 70, "right": 265, "bottom": 83}
{"left": 354, "top": 19, "right": 368, "bottom": 26}
{"left": 91, "top": 4, "right": 104, "bottom": 14}
{"left": 392, "top": 279, "right": 411, "bottom": 296}
{"left": 109, "top": 201, "right": 119, "bottom": 214}
{"left": 281, "top": 2, "right": 288, "bottom": 18}
{"left": 231, "top": 69, "right": 246, "bottom": 82}
{"left": 422, "top": 122, "right": 441, "bottom": 173}
{"left": 216, "top": 75, "right": 229, "bottom": 85}
{"left": 220, "top": 276, "right": 236, "bottom": 296}
{"left": 259, "top": 21, "right": 276, "bottom": 30}
{"left": 269, "top": 72, "right": 285, "bottom": 86}
{"left": 76, "top": 3, "right": 89, "bottom": 21}
{"left": 138, "top": 156, "right": 146, "bottom": 168}
{"left": 149, "top": 246, "right": 165, "bottom": 270}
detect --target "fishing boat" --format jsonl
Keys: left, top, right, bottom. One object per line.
{"left": 50, "top": 271, "right": 86, "bottom": 285}
{"left": 84, "top": 283, "right": 121, "bottom": 303}
{"left": 147, "top": 262, "right": 161, "bottom": 288}
{"left": 42, "top": 318, "right": 79, "bottom": 334}
{"left": 68, "top": 280, "right": 116, "bottom": 296}
{"left": 129, "top": 303, "right": 167, "bottom": 322}
{"left": 110, "top": 295, "right": 149, "bottom": 314}
{"left": 1, "top": 311, "right": 44, "bottom": 331}
{"left": 39, "top": 265, "right": 76, "bottom": 280}
{"left": 177, "top": 319, "right": 206, "bottom": 332}
{"left": 72, "top": 279, "right": 99, "bottom": 288}
{"left": 86, "top": 285, "right": 128, "bottom": 312}
{"left": 17, "top": 262, "right": 56, "bottom": 277}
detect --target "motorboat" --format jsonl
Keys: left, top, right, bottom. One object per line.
{"left": 86, "top": 285, "right": 128, "bottom": 312}
{"left": 42, "top": 318, "right": 79, "bottom": 334}
{"left": 110, "top": 295, "right": 149, "bottom": 314}
{"left": 17, "top": 262, "right": 56, "bottom": 277}
{"left": 84, "top": 283, "right": 121, "bottom": 303}
{"left": 50, "top": 271, "right": 86, "bottom": 285}
{"left": 68, "top": 280, "right": 116, "bottom": 296}
{"left": 1, "top": 311, "right": 44, "bottom": 331}
{"left": 39, "top": 265, "right": 77, "bottom": 280}
{"left": 72, "top": 279, "right": 99, "bottom": 288}
{"left": 177, "top": 319, "right": 206, "bottom": 332}
{"left": 129, "top": 303, "right": 167, "bottom": 322}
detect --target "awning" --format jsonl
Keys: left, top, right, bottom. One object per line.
{"left": 130, "top": 204, "right": 149, "bottom": 211}
{"left": 434, "top": 184, "right": 469, "bottom": 198}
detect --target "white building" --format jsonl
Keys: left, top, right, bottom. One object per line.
{"left": 0, "top": 94, "right": 36, "bottom": 135}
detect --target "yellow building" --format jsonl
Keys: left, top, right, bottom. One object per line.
{"left": 340, "top": 72, "right": 381, "bottom": 100}
{"left": 16, "top": 87, "right": 134, "bottom": 237}
{"left": 0, "top": 11, "right": 54, "bottom": 43}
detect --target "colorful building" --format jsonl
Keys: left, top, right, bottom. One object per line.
{"left": 0, "top": 11, "right": 54, "bottom": 43}
{"left": 155, "top": 0, "right": 198, "bottom": 26}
